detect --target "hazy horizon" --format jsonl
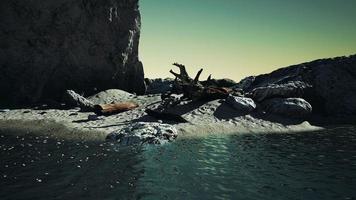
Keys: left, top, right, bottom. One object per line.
{"left": 139, "top": 0, "right": 356, "bottom": 81}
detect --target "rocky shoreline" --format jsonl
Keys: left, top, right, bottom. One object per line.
{"left": 1, "top": 55, "right": 356, "bottom": 145}
{"left": 1, "top": 0, "right": 355, "bottom": 146}
{"left": 0, "top": 91, "right": 321, "bottom": 144}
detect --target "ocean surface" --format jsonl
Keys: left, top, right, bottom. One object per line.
{"left": 0, "top": 126, "right": 356, "bottom": 200}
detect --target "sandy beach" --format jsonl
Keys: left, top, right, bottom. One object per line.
{"left": 0, "top": 91, "right": 322, "bottom": 142}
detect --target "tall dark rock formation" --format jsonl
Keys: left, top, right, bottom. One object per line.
{"left": 0, "top": 0, "right": 145, "bottom": 106}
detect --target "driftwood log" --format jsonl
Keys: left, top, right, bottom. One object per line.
{"left": 65, "top": 90, "right": 139, "bottom": 115}
{"left": 94, "top": 102, "right": 139, "bottom": 116}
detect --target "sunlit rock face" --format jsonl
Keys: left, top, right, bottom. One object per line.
{"left": 0, "top": 0, "right": 145, "bottom": 105}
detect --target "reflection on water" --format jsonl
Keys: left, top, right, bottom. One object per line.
{"left": 1, "top": 127, "right": 356, "bottom": 200}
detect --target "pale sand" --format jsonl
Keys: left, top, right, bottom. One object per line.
{"left": 0, "top": 94, "right": 322, "bottom": 141}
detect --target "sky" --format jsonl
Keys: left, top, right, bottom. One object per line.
{"left": 139, "top": 0, "right": 356, "bottom": 82}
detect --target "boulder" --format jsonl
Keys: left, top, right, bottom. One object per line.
{"left": 248, "top": 81, "right": 312, "bottom": 102}
{"left": 0, "top": 0, "right": 145, "bottom": 106}
{"left": 237, "top": 55, "right": 356, "bottom": 117}
{"left": 226, "top": 95, "right": 256, "bottom": 113}
{"left": 261, "top": 98, "right": 312, "bottom": 118}
{"left": 88, "top": 89, "right": 135, "bottom": 105}
{"left": 106, "top": 122, "right": 178, "bottom": 145}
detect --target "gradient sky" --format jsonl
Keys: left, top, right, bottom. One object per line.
{"left": 139, "top": 0, "right": 356, "bottom": 81}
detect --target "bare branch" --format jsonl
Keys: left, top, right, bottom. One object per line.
{"left": 173, "top": 63, "right": 189, "bottom": 78}
{"left": 166, "top": 63, "right": 232, "bottom": 102}
{"left": 194, "top": 69, "right": 203, "bottom": 83}
{"left": 169, "top": 70, "right": 181, "bottom": 78}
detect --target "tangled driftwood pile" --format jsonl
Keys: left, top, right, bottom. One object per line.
{"left": 143, "top": 63, "right": 243, "bottom": 122}
{"left": 65, "top": 63, "right": 241, "bottom": 122}
{"left": 164, "top": 63, "right": 237, "bottom": 101}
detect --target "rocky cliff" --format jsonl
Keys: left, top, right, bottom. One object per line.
{"left": 236, "top": 54, "right": 356, "bottom": 118}
{"left": 0, "top": 0, "right": 145, "bottom": 106}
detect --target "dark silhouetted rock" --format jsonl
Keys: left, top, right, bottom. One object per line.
{"left": 226, "top": 95, "right": 256, "bottom": 113}
{"left": 237, "top": 55, "right": 356, "bottom": 117}
{"left": 202, "top": 78, "right": 237, "bottom": 88}
{"left": 145, "top": 78, "right": 174, "bottom": 94}
{"left": 0, "top": 0, "right": 145, "bottom": 106}
{"left": 233, "top": 76, "right": 256, "bottom": 91}
{"left": 261, "top": 98, "right": 312, "bottom": 118}
{"left": 248, "top": 81, "right": 312, "bottom": 102}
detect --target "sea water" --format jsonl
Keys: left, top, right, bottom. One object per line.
{"left": 1, "top": 127, "right": 355, "bottom": 200}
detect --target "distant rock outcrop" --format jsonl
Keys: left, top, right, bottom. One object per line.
{"left": 202, "top": 78, "right": 237, "bottom": 88}
{"left": 0, "top": 0, "right": 145, "bottom": 106}
{"left": 145, "top": 78, "right": 174, "bottom": 94}
{"left": 237, "top": 55, "right": 356, "bottom": 117}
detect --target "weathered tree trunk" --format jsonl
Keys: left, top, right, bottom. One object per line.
{"left": 94, "top": 102, "right": 139, "bottom": 116}
{"left": 65, "top": 90, "right": 139, "bottom": 115}
{"left": 65, "top": 90, "right": 95, "bottom": 111}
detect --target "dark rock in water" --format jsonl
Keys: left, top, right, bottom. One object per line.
{"left": 145, "top": 78, "right": 174, "bottom": 94}
{"left": 237, "top": 55, "right": 356, "bottom": 117}
{"left": 106, "top": 122, "right": 178, "bottom": 145}
{"left": 226, "top": 95, "right": 256, "bottom": 113}
{"left": 261, "top": 98, "right": 312, "bottom": 118}
{"left": 0, "top": 0, "right": 145, "bottom": 106}
{"left": 248, "top": 81, "right": 312, "bottom": 102}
